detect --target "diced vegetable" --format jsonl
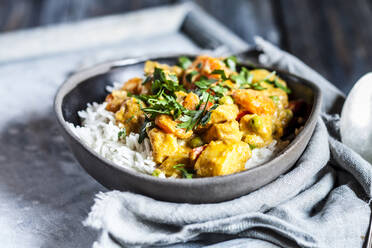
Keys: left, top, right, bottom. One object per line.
{"left": 189, "top": 136, "right": 204, "bottom": 148}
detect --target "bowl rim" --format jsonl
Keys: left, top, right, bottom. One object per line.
{"left": 54, "top": 54, "right": 322, "bottom": 187}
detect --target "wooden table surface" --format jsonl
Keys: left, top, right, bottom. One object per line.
{"left": 1, "top": 0, "right": 372, "bottom": 93}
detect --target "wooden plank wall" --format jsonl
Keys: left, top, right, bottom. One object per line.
{"left": 1, "top": 0, "right": 372, "bottom": 93}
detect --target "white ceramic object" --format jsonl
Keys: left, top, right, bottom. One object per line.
{"left": 340, "top": 72, "right": 372, "bottom": 164}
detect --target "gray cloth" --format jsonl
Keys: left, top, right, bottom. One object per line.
{"left": 83, "top": 38, "right": 372, "bottom": 248}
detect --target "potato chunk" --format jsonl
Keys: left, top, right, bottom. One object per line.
{"left": 148, "top": 128, "right": 179, "bottom": 163}
{"left": 209, "top": 104, "right": 239, "bottom": 124}
{"left": 195, "top": 141, "right": 251, "bottom": 177}
{"left": 115, "top": 98, "right": 144, "bottom": 134}
{"left": 204, "top": 120, "right": 242, "bottom": 143}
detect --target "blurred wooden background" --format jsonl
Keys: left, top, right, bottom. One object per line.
{"left": 1, "top": 0, "right": 372, "bottom": 93}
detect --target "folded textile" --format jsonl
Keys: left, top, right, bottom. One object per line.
{"left": 84, "top": 37, "right": 371, "bottom": 248}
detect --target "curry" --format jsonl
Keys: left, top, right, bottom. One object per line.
{"left": 105, "top": 55, "right": 297, "bottom": 178}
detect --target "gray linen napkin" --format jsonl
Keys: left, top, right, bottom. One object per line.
{"left": 83, "top": 38, "right": 372, "bottom": 248}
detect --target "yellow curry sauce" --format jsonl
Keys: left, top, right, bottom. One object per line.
{"left": 105, "top": 55, "right": 294, "bottom": 178}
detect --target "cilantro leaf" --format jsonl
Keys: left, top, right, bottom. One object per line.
{"left": 274, "top": 79, "right": 292, "bottom": 94}
{"left": 118, "top": 128, "right": 126, "bottom": 140}
{"left": 186, "top": 70, "right": 198, "bottom": 83}
{"left": 173, "top": 164, "right": 194, "bottom": 179}
{"left": 211, "top": 69, "right": 227, "bottom": 81}
{"left": 178, "top": 56, "right": 192, "bottom": 70}
{"left": 224, "top": 56, "right": 237, "bottom": 71}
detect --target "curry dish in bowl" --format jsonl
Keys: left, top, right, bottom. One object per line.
{"left": 68, "top": 55, "right": 307, "bottom": 179}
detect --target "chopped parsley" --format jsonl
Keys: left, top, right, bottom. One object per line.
{"left": 173, "top": 164, "right": 194, "bottom": 179}
{"left": 177, "top": 92, "right": 214, "bottom": 131}
{"left": 118, "top": 128, "right": 126, "bottom": 140}
{"left": 186, "top": 70, "right": 199, "bottom": 83}
{"left": 211, "top": 69, "right": 228, "bottom": 81}
{"left": 138, "top": 118, "right": 153, "bottom": 143}
{"left": 224, "top": 56, "right": 237, "bottom": 72}
{"left": 178, "top": 56, "right": 192, "bottom": 69}
{"left": 125, "top": 115, "right": 135, "bottom": 124}
{"left": 142, "top": 76, "right": 152, "bottom": 85}
{"left": 269, "top": 95, "right": 280, "bottom": 103}
{"left": 261, "top": 71, "right": 291, "bottom": 94}
{"left": 230, "top": 67, "right": 253, "bottom": 88}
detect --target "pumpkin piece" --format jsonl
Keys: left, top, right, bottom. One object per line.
{"left": 232, "top": 89, "right": 276, "bottom": 116}
{"left": 155, "top": 115, "right": 193, "bottom": 139}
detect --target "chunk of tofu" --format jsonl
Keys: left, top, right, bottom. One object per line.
{"left": 121, "top": 77, "right": 148, "bottom": 95}
{"left": 242, "top": 134, "right": 269, "bottom": 148}
{"left": 158, "top": 153, "right": 190, "bottom": 178}
{"left": 209, "top": 104, "right": 239, "bottom": 124}
{"left": 239, "top": 114, "right": 273, "bottom": 140}
{"left": 250, "top": 69, "right": 288, "bottom": 87}
{"left": 148, "top": 128, "right": 180, "bottom": 163}
{"left": 261, "top": 88, "right": 289, "bottom": 108}
{"left": 195, "top": 141, "right": 251, "bottom": 177}
{"left": 115, "top": 98, "right": 144, "bottom": 134}
{"left": 232, "top": 89, "right": 276, "bottom": 116}
{"left": 105, "top": 89, "right": 127, "bottom": 112}
{"left": 204, "top": 120, "right": 242, "bottom": 143}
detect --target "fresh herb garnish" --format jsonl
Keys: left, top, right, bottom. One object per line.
{"left": 194, "top": 78, "right": 217, "bottom": 90}
{"left": 142, "top": 76, "right": 152, "bottom": 85}
{"left": 211, "top": 69, "right": 228, "bottom": 81}
{"left": 177, "top": 93, "right": 213, "bottom": 131}
{"left": 224, "top": 56, "right": 237, "bottom": 72}
{"left": 252, "top": 82, "right": 267, "bottom": 91}
{"left": 178, "top": 56, "right": 192, "bottom": 70}
{"left": 152, "top": 169, "right": 161, "bottom": 177}
{"left": 261, "top": 71, "right": 291, "bottom": 94}
{"left": 269, "top": 95, "right": 280, "bottom": 103}
{"left": 273, "top": 79, "right": 291, "bottom": 93}
{"left": 138, "top": 118, "right": 153, "bottom": 143}
{"left": 118, "top": 128, "right": 126, "bottom": 140}
{"left": 210, "top": 84, "right": 228, "bottom": 98}
{"left": 173, "top": 164, "right": 194, "bottom": 179}
{"left": 186, "top": 70, "right": 199, "bottom": 83}
{"left": 230, "top": 67, "right": 253, "bottom": 88}
{"left": 125, "top": 115, "right": 135, "bottom": 123}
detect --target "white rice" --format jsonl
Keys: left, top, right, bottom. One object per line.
{"left": 67, "top": 84, "right": 282, "bottom": 177}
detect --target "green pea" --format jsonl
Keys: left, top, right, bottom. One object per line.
{"left": 152, "top": 169, "right": 161, "bottom": 177}
{"left": 219, "top": 95, "right": 234, "bottom": 105}
{"left": 285, "top": 109, "right": 293, "bottom": 119}
{"left": 189, "top": 136, "right": 204, "bottom": 148}
{"left": 250, "top": 116, "right": 263, "bottom": 131}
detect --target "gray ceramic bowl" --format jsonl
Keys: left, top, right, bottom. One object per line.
{"left": 54, "top": 55, "right": 321, "bottom": 203}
